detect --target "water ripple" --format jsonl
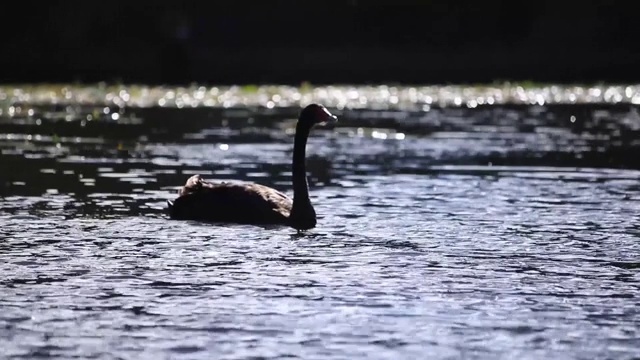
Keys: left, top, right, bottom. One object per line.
{"left": 1, "top": 100, "right": 639, "bottom": 359}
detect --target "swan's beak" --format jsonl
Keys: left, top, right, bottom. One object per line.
{"left": 319, "top": 112, "right": 338, "bottom": 126}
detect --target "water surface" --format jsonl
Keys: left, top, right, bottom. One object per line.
{"left": 1, "top": 85, "right": 639, "bottom": 359}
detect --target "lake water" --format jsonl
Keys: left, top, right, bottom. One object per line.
{"left": 1, "top": 84, "right": 639, "bottom": 359}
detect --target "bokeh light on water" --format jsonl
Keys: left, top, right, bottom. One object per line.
{"left": 2, "top": 83, "right": 640, "bottom": 111}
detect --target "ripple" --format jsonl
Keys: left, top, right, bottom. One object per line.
{"left": 1, "top": 100, "right": 640, "bottom": 359}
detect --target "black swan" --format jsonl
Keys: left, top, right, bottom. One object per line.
{"left": 166, "top": 103, "right": 338, "bottom": 230}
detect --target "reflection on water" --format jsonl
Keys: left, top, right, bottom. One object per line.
{"left": 0, "top": 89, "right": 639, "bottom": 359}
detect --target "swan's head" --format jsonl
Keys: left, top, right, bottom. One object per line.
{"left": 300, "top": 104, "right": 338, "bottom": 126}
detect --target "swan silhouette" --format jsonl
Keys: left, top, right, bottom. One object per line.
{"left": 167, "top": 104, "right": 337, "bottom": 230}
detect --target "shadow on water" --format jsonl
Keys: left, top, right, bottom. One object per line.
{"left": 1, "top": 97, "right": 640, "bottom": 359}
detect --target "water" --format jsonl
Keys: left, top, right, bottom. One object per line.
{"left": 1, "top": 85, "right": 639, "bottom": 359}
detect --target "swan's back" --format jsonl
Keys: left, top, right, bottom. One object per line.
{"left": 167, "top": 175, "right": 292, "bottom": 224}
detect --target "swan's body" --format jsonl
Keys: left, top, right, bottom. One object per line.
{"left": 167, "top": 104, "right": 337, "bottom": 230}
{"left": 168, "top": 174, "right": 298, "bottom": 226}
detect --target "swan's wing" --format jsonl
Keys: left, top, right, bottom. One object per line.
{"left": 170, "top": 174, "right": 293, "bottom": 223}
{"left": 179, "top": 174, "right": 225, "bottom": 196}
{"left": 247, "top": 183, "right": 291, "bottom": 204}
{"left": 179, "top": 175, "right": 291, "bottom": 207}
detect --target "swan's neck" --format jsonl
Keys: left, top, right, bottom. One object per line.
{"left": 289, "top": 121, "right": 315, "bottom": 224}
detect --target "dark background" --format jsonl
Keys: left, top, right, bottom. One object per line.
{"left": 2, "top": 0, "right": 639, "bottom": 85}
